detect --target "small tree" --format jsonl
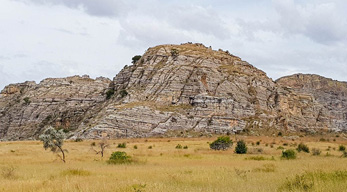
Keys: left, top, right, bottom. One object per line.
{"left": 210, "top": 136, "right": 233, "bottom": 150}
{"left": 91, "top": 138, "right": 109, "bottom": 158}
{"left": 39, "top": 126, "right": 67, "bottom": 163}
{"left": 131, "top": 55, "right": 142, "bottom": 64}
{"left": 235, "top": 140, "right": 247, "bottom": 154}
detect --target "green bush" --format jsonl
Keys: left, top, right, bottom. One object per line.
{"left": 235, "top": 140, "right": 247, "bottom": 154}
{"left": 117, "top": 142, "right": 126, "bottom": 148}
{"left": 338, "top": 145, "right": 345, "bottom": 151}
{"left": 297, "top": 143, "right": 310, "bottom": 153}
{"left": 209, "top": 136, "right": 233, "bottom": 150}
{"left": 183, "top": 145, "right": 188, "bottom": 149}
{"left": 133, "top": 145, "right": 138, "bottom": 149}
{"left": 282, "top": 149, "right": 296, "bottom": 159}
{"left": 107, "top": 151, "right": 132, "bottom": 164}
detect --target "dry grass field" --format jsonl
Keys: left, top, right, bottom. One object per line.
{"left": 1, "top": 135, "right": 346, "bottom": 192}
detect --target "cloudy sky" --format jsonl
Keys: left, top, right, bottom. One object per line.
{"left": 1, "top": 0, "right": 347, "bottom": 90}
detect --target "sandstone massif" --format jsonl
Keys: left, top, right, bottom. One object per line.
{"left": 0, "top": 43, "right": 346, "bottom": 140}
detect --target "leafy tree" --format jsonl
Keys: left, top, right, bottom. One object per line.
{"left": 235, "top": 140, "right": 247, "bottom": 154}
{"left": 210, "top": 136, "right": 233, "bottom": 150}
{"left": 132, "top": 55, "right": 142, "bottom": 64}
{"left": 39, "top": 126, "right": 68, "bottom": 163}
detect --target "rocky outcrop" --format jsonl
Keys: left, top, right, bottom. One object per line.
{"left": 0, "top": 43, "right": 346, "bottom": 140}
{"left": 0, "top": 75, "right": 111, "bottom": 140}
{"left": 276, "top": 74, "right": 347, "bottom": 132}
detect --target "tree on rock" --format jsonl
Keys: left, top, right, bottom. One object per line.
{"left": 39, "top": 126, "right": 68, "bottom": 163}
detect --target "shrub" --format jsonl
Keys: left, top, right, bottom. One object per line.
{"left": 282, "top": 149, "right": 296, "bottom": 159}
{"left": 117, "top": 142, "right": 126, "bottom": 148}
{"left": 171, "top": 49, "right": 179, "bottom": 57}
{"left": 105, "top": 89, "right": 114, "bottom": 100}
{"left": 209, "top": 136, "right": 233, "bottom": 150}
{"left": 338, "top": 145, "right": 345, "bottom": 151}
{"left": 74, "top": 138, "right": 83, "bottom": 142}
{"left": 235, "top": 140, "right": 247, "bottom": 154}
{"left": 90, "top": 142, "right": 96, "bottom": 146}
{"left": 148, "top": 146, "right": 152, "bottom": 149}
{"left": 297, "top": 143, "right": 310, "bottom": 153}
{"left": 131, "top": 55, "right": 142, "bottom": 64}
{"left": 256, "top": 141, "right": 260, "bottom": 145}
{"left": 175, "top": 144, "right": 182, "bottom": 149}
{"left": 183, "top": 145, "right": 188, "bottom": 149}
{"left": 312, "top": 148, "right": 321, "bottom": 156}
{"left": 277, "top": 146, "right": 284, "bottom": 150}
{"left": 119, "top": 89, "right": 128, "bottom": 98}
{"left": 133, "top": 145, "right": 138, "bottom": 149}
{"left": 107, "top": 151, "right": 132, "bottom": 164}
{"left": 342, "top": 151, "right": 347, "bottom": 158}
{"left": 23, "top": 97, "right": 31, "bottom": 105}
{"left": 277, "top": 132, "right": 283, "bottom": 136}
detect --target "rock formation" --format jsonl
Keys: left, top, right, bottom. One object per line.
{"left": 0, "top": 43, "right": 346, "bottom": 140}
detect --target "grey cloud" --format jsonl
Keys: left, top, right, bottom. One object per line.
{"left": 15, "top": 0, "right": 130, "bottom": 17}
{"left": 274, "top": 0, "right": 347, "bottom": 44}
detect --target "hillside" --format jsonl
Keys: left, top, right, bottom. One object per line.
{"left": 0, "top": 43, "right": 346, "bottom": 140}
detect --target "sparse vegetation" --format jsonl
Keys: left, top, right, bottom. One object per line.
{"left": 338, "top": 145, "right": 345, "bottom": 151}
{"left": 209, "top": 136, "right": 233, "bottom": 150}
{"left": 235, "top": 140, "right": 247, "bottom": 154}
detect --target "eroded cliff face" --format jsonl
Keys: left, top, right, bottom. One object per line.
{"left": 0, "top": 75, "right": 111, "bottom": 140}
{"left": 276, "top": 74, "right": 347, "bottom": 132}
{"left": 0, "top": 43, "right": 346, "bottom": 140}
